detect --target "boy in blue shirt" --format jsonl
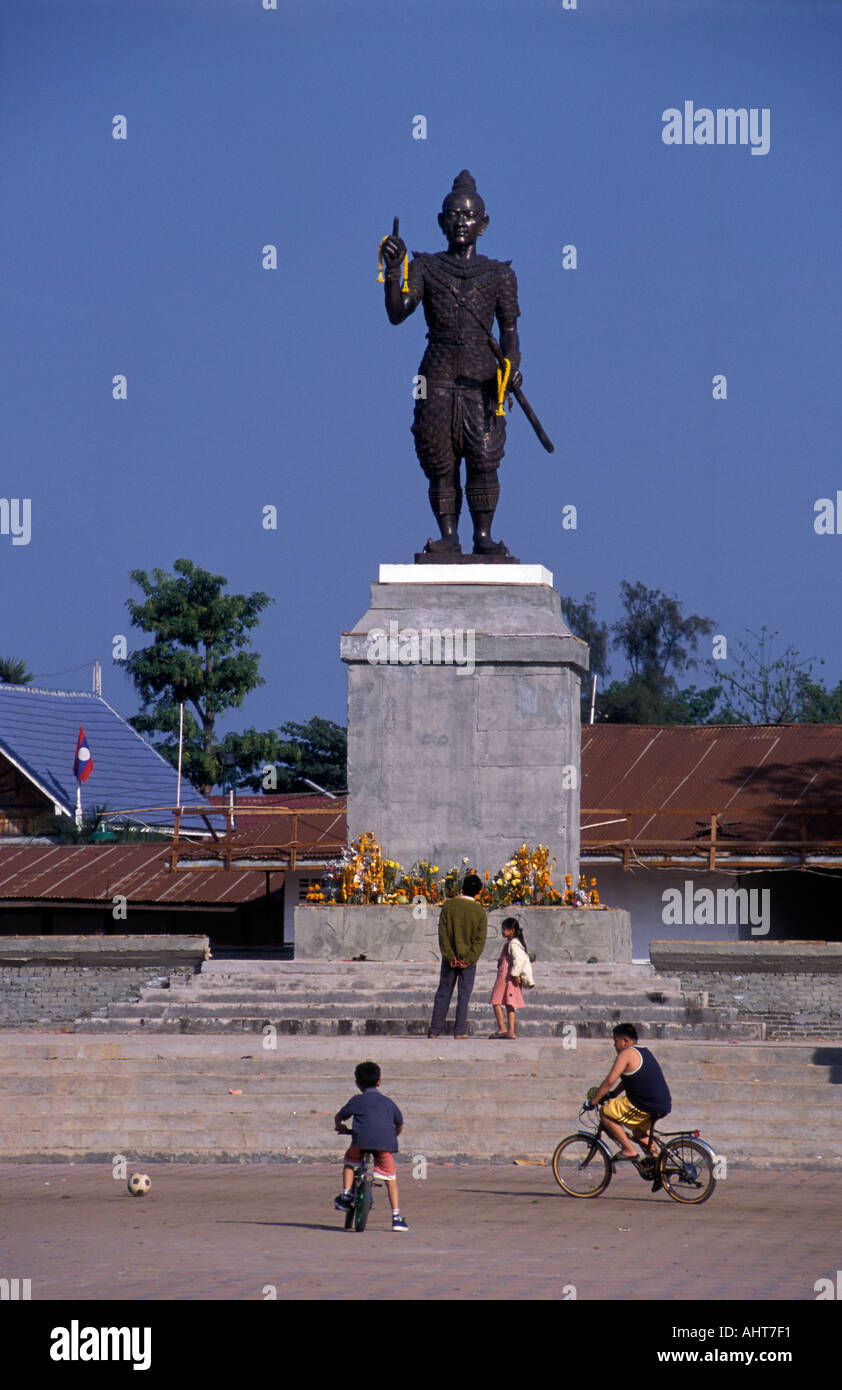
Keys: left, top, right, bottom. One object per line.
{"left": 334, "top": 1060, "right": 408, "bottom": 1231}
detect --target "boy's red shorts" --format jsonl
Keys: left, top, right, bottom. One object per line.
{"left": 343, "top": 1145, "right": 396, "bottom": 1179}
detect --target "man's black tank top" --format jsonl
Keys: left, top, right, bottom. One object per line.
{"left": 622, "top": 1047, "right": 672, "bottom": 1119}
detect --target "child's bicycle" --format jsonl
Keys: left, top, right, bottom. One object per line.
{"left": 336, "top": 1125, "right": 378, "bottom": 1232}
{"left": 551, "top": 1103, "right": 718, "bottom": 1205}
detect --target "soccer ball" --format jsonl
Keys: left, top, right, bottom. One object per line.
{"left": 127, "top": 1172, "right": 151, "bottom": 1197}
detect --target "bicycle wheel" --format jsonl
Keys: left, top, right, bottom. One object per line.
{"left": 658, "top": 1137, "right": 716, "bottom": 1205}
{"left": 354, "top": 1174, "right": 373, "bottom": 1231}
{"left": 552, "top": 1135, "right": 612, "bottom": 1197}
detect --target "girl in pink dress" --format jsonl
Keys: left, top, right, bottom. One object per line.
{"left": 489, "top": 918, "right": 530, "bottom": 1038}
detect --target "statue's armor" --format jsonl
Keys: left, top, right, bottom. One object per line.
{"left": 405, "top": 252, "right": 520, "bottom": 517}
{"left": 408, "top": 251, "right": 520, "bottom": 382}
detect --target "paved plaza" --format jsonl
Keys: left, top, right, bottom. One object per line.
{"left": 3, "top": 1160, "right": 840, "bottom": 1304}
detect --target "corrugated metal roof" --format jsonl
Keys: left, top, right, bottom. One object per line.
{"left": 207, "top": 793, "right": 343, "bottom": 837}
{"left": 0, "top": 844, "right": 275, "bottom": 905}
{"left": 2, "top": 726, "right": 839, "bottom": 897}
{"left": 188, "top": 794, "right": 347, "bottom": 862}
{"left": 0, "top": 685, "right": 207, "bottom": 829}
{"left": 581, "top": 724, "right": 842, "bottom": 855}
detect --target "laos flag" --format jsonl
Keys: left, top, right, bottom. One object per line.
{"left": 73, "top": 727, "right": 94, "bottom": 783}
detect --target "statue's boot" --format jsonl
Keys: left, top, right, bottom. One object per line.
{"left": 423, "top": 496, "right": 462, "bottom": 554}
{"left": 470, "top": 508, "right": 509, "bottom": 557}
{"left": 424, "top": 535, "right": 462, "bottom": 554}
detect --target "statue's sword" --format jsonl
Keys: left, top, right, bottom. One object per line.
{"left": 415, "top": 252, "right": 555, "bottom": 454}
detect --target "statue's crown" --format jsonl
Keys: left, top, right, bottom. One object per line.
{"left": 451, "top": 170, "right": 477, "bottom": 196}
{"left": 443, "top": 170, "right": 485, "bottom": 214}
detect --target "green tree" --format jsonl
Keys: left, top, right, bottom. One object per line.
{"left": 565, "top": 582, "right": 718, "bottom": 724}
{"left": 795, "top": 674, "right": 842, "bottom": 722}
{"left": 667, "top": 683, "right": 723, "bottom": 725}
{"left": 559, "top": 593, "right": 610, "bottom": 682}
{"left": 0, "top": 657, "right": 34, "bottom": 684}
{"left": 612, "top": 580, "right": 714, "bottom": 687}
{"left": 560, "top": 592, "right": 611, "bottom": 721}
{"left": 601, "top": 582, "right": 717, "bottom": 723}
{"left": 711, "top": 627, "right": 815, "bottom": 725}
{"left": 243, "top": 716, "right": 347, "bottom": 794}
{"left": 120, "top": 559, "right": 275, "bottom": 795}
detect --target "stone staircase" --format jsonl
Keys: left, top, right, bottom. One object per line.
{"left": 1, "top": 1033, "right": 840, "bottom": 1168}
{"left": 71, "top": 959, "right": 765, "bottom": 1040}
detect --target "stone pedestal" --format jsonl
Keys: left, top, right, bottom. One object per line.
{"left": 295, "top": 905, "right": 630, "bottom": 962}
{"left": 340, "top": 564, "right": 588, "bottom": 882}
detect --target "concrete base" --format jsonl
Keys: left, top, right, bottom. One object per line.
{"left": 650, "top": 940, "right": 842, "bottom": 973}
{"left": 0, "top": 936, "right": 209, "bottom": 1027}
{"left": 293, "top": 904, "right": 631, "bottom": 962}
{"left": 340, "top": 568, "right": 589, "bottom": 882}
{"left": 650, "top": 940, "right": 842, "bottom": 1037}
{"left": 3, "top": 1034, "right": 841, "bottom": 1167}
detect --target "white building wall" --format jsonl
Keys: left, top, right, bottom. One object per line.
{"left": 590, "top": 865, "right": 751, "bottom": 960}
{"left": 283, "top": 870, "right": 326, "bottom": 943}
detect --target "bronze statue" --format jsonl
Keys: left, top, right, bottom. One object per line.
{"left": 381, "top": 171, "right": 550, "bottom": 560}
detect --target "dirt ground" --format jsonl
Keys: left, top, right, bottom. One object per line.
{"left": 3, "top": 1159, "right": 840, "bottom": 1303}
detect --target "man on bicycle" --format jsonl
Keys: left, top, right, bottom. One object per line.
{"left": 587, "top": 1023, "right": 672, "bottom": 1182}
{"left": 334, "top": 1060, "right": 408, "bottom": 1231}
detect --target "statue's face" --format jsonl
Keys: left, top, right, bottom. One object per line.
{"left": 438, "top": 193, "right": 489, "bottom": 248}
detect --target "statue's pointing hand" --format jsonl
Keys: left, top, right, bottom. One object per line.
{"left": 381, "top": 216, "right": 407, "bottom": 271}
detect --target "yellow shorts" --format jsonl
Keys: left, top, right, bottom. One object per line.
{"left": 603, "top": 1095, "right": 653, "bottom": 1132}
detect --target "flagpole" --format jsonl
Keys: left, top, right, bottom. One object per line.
{"left": 73, "top": 726, "right": 93, "bottom": 829}
{"left": 176, "top": 702, "right": 184, "bottom": 810}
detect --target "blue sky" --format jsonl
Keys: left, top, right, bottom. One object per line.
{"left": 2, "top": 0, "right": 840, "bottom": 742}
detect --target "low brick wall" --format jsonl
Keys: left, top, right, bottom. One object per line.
{"left": 293, "top": 905, "right": 631, "bottom": 962}
{"left": 0, "top": 936, "right": 209, "bottom": 1027}
{"left": 650, "top": 941, "right": 842, "bottom": 1037}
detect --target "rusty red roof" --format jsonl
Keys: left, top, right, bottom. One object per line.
{"left": 2, "top": 727, "right": 839, "bottom": 898}
{"left": 207, "top": 792, "right": 341, "bottom": 825}
{"left": 0, "top": 844, "right": 278, "bottom": 905}
{"left": 581, "top": 724, "right": 842, "bottom": 858}
{"left": 189, "top": 793, "right": 346, "bottom": 863}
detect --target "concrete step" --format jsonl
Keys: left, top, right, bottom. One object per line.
{"left": 7, "top": 1032, "right": 837, "bottom": 1063}
{"left": 74, "top": 1015, "right": 763, "bottom": 1040}
{"left": 2, "top": 1061, "right": 835, "bottom": 1091}
{"left": 153, "top": 961, "right": 683, "bottom": 985}
{"left": 80, "top": 995, "right": 748, "bottom": 1021}
{"left": 128, "top": 986, "right": 689, "bottom": 1007}
{"left": 6, "top": 1095, "right": 841, "bottom": 1132}
{"left": 66, "top": 957, "right": 763, "bottom": 1040}
{"left": 193, "top": 966, "right": 681, "bottom": 980}
{"left": 81, "top": 990, "right": 696, "bottom": 1012}
{"left": 0, "top": 1034, "right": 839, "bottom": 1166}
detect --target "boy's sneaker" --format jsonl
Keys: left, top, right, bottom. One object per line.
{"left": 392, "top": 1214, "right": 409, "bottom": 1231}
{"left": 334, "top": 1193, "right": 353, "bottom": 1211}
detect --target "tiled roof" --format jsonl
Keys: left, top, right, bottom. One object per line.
{"left": 0, "top": 685, "right": 206, "bottom": 829}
